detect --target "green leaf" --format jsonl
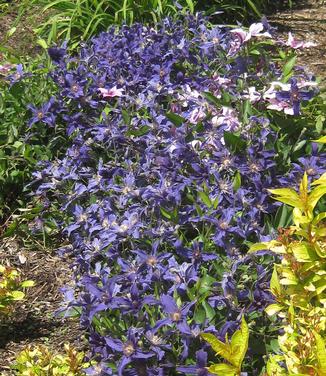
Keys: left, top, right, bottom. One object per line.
{"left": 208, "top": 363, "right": 237, "bottom": 375}
{"left": 126, "top": 125, "right": 150, "bottom": 137}
{"left": 223, "top": 131, "right": 246, "bottom": 153}
{"left": 165, "top": 112, "right": 185, "bottom": 127}
{"left": 282, "top": 55, "right": 296, "bottom": 81}
{"left": 198, "top": 190, "right": 212, "bottom": 208}
{"left": 233, "top": 171, "right": 241, "bottom": 192}
{"left": 246, "top": 0, "right": 261, "bottom": 17}
{"left": 315, "top": 114, "right": 325, "bottom": 133}
{"left": 274, "top": 204, "right": 292, "bottom": 228}
{"left": 194, "top": 305, "right": 206, "bottom": 324}
{"left": 203, "top": 91, "right": 220, "bottom": 107}
{"left": 6, "top": 27, "right": 17, "bottom": 38}
{"left": 202, "top": 300, "right": 215, "bottom": 321}
{"left": 37, "top": 38, "right": 48, "bottom": 49}
{"left": 160, "top": 207, "right": 172, "bottom": 220}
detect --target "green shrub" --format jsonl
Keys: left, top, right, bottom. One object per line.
{"left": 250, "top": 172, "right": 326, "bottom": 375}
{"left": 0, "top": 55, "right": 61, "bottom": 220}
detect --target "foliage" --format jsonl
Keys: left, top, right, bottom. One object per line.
{"left": 29, "top": 0, "right": 196, "bottom": 48}
{"left": 13, "top": 344, "right": 89, "bottom": 375}
{"left": 250, "top": 173, "right": 326, "bottom": 375}
{"left": 29, "top": 14, "right": 325, "bottom": 374}
{"left": 0, "top": 264, "right": 34, "bottom": 316}
{"left": 202, "top": 316, "right": 249, "bottom": 375}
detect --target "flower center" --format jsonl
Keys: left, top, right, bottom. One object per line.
{"left": 146, "top": 256, "right": 157, "bottom": 267}
{"left": 123, "top": 341, "right": 135, "bottom": 357}
{"left": 37, "top": 111, "right": 44, "bottom": 119}
{"left": 249, "top": 162, "right": 260, "bottom": 173}
{"left": 306, "top": 168, "right": 316, "bottom": 176}
{"left": 119, "top": 224, "right": 129, "bottom": 232}
{"left": 219, "top": 221, "right": 229, "bottom": 230}
{"left": 171, "top": 311, "right": 182, "bottom": 322}
{"left": 78, "top": 214, "right": 87, "bottom": 222}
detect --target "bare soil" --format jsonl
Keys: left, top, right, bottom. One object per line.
{"left": 269, "top": 0, "right": 326, "bottom": 86}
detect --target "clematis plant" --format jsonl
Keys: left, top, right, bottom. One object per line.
{"left": 30, "top": 14, "right": 325, "bottom": 374}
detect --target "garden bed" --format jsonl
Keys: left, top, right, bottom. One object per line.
{"left": 0, "top": 0, "right": 326, "bottom": 375}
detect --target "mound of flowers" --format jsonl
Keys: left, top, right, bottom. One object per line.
{"left": 30, "top": 15, "right": 325, "bottom": 375}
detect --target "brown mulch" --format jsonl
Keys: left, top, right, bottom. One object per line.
{"left": 0, "top": 238, "right": 85, "bottom": 374}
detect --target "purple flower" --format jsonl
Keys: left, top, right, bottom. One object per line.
{"left": 28, "top": 98, "right": 56, "bottom": 127}
{"left": 105, "top": 329, "right": 155, "bottom": 376}
{"left": 177, "top": 350, "right": 211, "bottom": 376}
{"left": 155, "top": 294, "right": 194, "bottom": 334}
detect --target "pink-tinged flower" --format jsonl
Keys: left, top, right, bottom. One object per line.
{"left": 212, "top": 106, "right": 240, "bottom": 130}
{"left": 286, "top": 32, "right": 317, "bottom": 49}
{"left": 230, "top": 23, "right": 272, "bottom": 43}
{"left": 188, "top": 107, "right": 206, "bottom": 124}
{"left": 98, "top": 86, "right": 124, "bottom": 98}
{"left": 243, "top": 87, "right": 261, "bottom": 103}
{"left": 229, "top": 23, "right": 272, "bottom": 55}
{"left": 266, "top": 98, "right": 295, "bottom": 115}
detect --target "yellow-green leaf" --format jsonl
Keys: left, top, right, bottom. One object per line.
{"left": 201, "top": 333, "right": 232, "bottom": 363}
{"left": 299, "top": 172, "right": 308, "bottom": 199}
{"left": 308, "top": 186, "right": 326, "bottom": 212}
{"left": 208, "top": 363, "right": 237, "bottom": 375}
{"left": 311, "top": 173, "right": 326, "bottom": 187}
{"left": 10, "top": 291, "right": 25, "bottom": 300}
{"left": 21, "top": 280, "right": 35, "bottom": 288}
{"left": 265, "top": 303, "right": 284, "bottom": 316}
{"left": 291, "top": 243, "right": 318, "bottom": 262}
{"left": 313, "top": 331, "right": 326, "bottom": 375}
{"left": 270, "top": 267, "right": 282, "bottom": 295}
{"left": 268, "top": 188, "right": 303, "bottom": 209}
{"left": 312, "top": 135, "right": 326, "bottom": 144}
{"left": 230, "top": 316, "right": 249, "bottom": 368}
{"left": 249, "top": 240, "right": 285, "bottom": 254}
